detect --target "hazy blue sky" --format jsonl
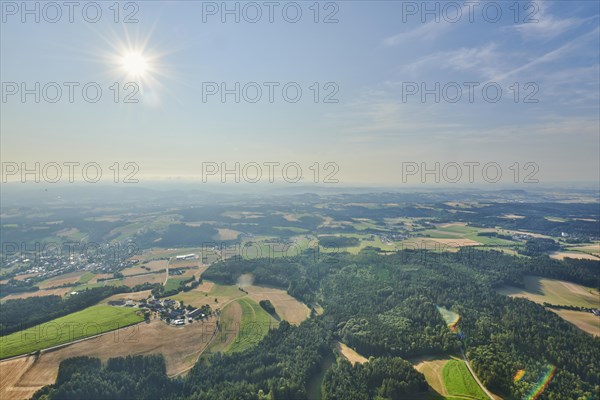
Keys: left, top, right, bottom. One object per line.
{"left": 1, "top": 1, "right": 599, "bottom": 185}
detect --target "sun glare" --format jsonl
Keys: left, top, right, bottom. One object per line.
{"left": 120, "top": 51, "right": 149, "bottom": 78}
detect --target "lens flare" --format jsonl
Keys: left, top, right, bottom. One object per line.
{"left": 525, "top": 365, "right": 556, "bottom": 400}
{"left": 513, "top": 369, "right": 525, "bottom": 383}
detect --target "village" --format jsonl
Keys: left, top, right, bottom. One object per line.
{"left": 108, "top": 296, "right": 214, "bottom": 327}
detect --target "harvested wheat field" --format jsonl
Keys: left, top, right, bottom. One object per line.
{"left": 411, "top": 355, "right": 451, "bottom": 397}
{"left": 551, "top": 251, "right": 599, "bottom": 261}
{"left": 100, "top": 290, "right": 152, "bottom": 304}
{"left": 171, "top": 282, "right": 244, "bottom": 309}
{"left": 498, "top": 276, "right": 599, "bottom": 309}
{"left": 2, "top": 287, "right": 71, "bottom": 301}
{"left": 169, "top": 259, "right": 200, "bottom": 269}
{"left": 245, "top": 285, "right": 310, "bottom": 325}
{"left": 38, "top": 271, "right": 87, "bottom": 289}
{"left": 335, "top": 342, "right": 368, "bottom": 365}
{"left": 430, "top": 238, "right": 481, "bottom": 247}
{"left": 550, "top": 309, "right": 600, "bottom": 337}
{"left": 437, "top": 222, "right": 468, "bottom": 228}
{"left": 0, "top": 356, "right": 37, "bottom": 400}
{"left": 195, "top": 280, "right": 215, "bottom": 292}
{"left": 12, "top": 273, "right": 38, "bottom": 281}
{"left": 122, "top": 273, "right": 165, "bottom": 287}
{"left": 123, "top": 259, "right": 169, "bottom": 276}
{"left": 0, "top": 317, "right": 217, "bottom": 399}
{"left": 570, "top": 243, "right": 600, "bottom": 256}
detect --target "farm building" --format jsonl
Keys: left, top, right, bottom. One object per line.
{"left": 163, "top": 299, "right": 177, "bottom": 308}
{"left": 188, "top": 308, "right": 205, "bottom": 319}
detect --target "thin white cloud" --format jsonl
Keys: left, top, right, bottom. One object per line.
{"left": 382, "top": 2, "right": 479, "bottom": 46}
{"left": 398, "top": 43, "right": 504, "bottom": 78}
{"left": 383, "top": 19, "right": 455, "bottom": 46}
{"left": 489, "top": 27, "right": 599, "bottom": 83}
{"left": 513, "top": 0, "right": 587, "bottom": 41}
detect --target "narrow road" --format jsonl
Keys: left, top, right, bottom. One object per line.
{"left": 163, "top": 257, "right": 171, "bottom": 285}
{"left": 461, "top": 350, "right": 495, "bottom": 400}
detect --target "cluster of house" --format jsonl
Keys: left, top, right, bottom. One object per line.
{"left": 7, "top": 247, "right": 139, "bottom": 285}
{"left": 143, "top": 297, "right": 210, "bottom": 326}
{"left": 107, "top": 299, "right": 138, "bottom": 307}
{"left": 107, "top": 296, "right": 212, "bottom": 326}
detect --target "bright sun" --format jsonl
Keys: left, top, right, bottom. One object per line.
{"left": 120, "top": 51, "right": 149, "bottom": 77}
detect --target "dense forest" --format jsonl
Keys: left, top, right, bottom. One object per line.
{"left": 32, "top": 249, "right": 600, "bottom": 399}
{"left": 323, "top": 358, "right": 428, "bottom": 400}
{"left": 319, "top": 236, "right": 361, "bottom": 248}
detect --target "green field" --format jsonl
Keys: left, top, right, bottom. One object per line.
{"left": 422, "top": 224, "right": 518, "bottom": 247}
{"left": 442, "top": 360, "right": 488, "bottom": 400}
{"left": 201, "top": 296, "right": 276, "bottom": 357}
{"left": 0, "top": 305, "right": 143, "bottom": 359}
{"left": 350, "top": 218, "right": 389, "bottom": 232}
{"left": 78, "top": 272, "right": 95, "bottom": 284}
{"left": 227, "top": 297, "right": 275, "bottom": 353}
{"left": 319, "top": 233, "right": 396, "bottom": 254}
{"left": 164, "top": 276, "right": 190, "bottom": 292}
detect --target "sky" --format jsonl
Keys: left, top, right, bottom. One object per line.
{"left": 1, "top": 0, "right": 599, "bottom": 187}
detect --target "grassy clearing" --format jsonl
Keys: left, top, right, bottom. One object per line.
{"left": 335, "top": 342, "right": 368, "bottom": 365}
{"left": 0, "top": 305, "right": 143, "bottom": 359}
{"left": 164, "top": 277, "right": 191, "bottom": 292}
{"left": 442, "top": 360, "right": 488, "bottom": 400}
{"left": 78, "top": 272, "right": 95, "bottom": 284}
{"left": 226, "top": 298, "right": 274, "bottom": 353}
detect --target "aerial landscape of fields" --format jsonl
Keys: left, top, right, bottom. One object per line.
{"left": 2, "top": 0, "right": 599, "bottom": 398}
{"left": 0, "top": 186, "right": 598, "bottom": 399}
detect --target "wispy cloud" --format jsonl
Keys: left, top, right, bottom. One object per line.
{"left": 383, "top": 20, "right": 456, "bottom": 46}
{"left": 396, "top": 43, "right": 504, "bottom": 79}
{"left": 382, "top": 2, "right": 481, "bottom": 46}
{"left": 512, "top": 0, "right": 588, "bottom": 41}
{"left": 489, "top": 27, "right": 600, "bottom": 83}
